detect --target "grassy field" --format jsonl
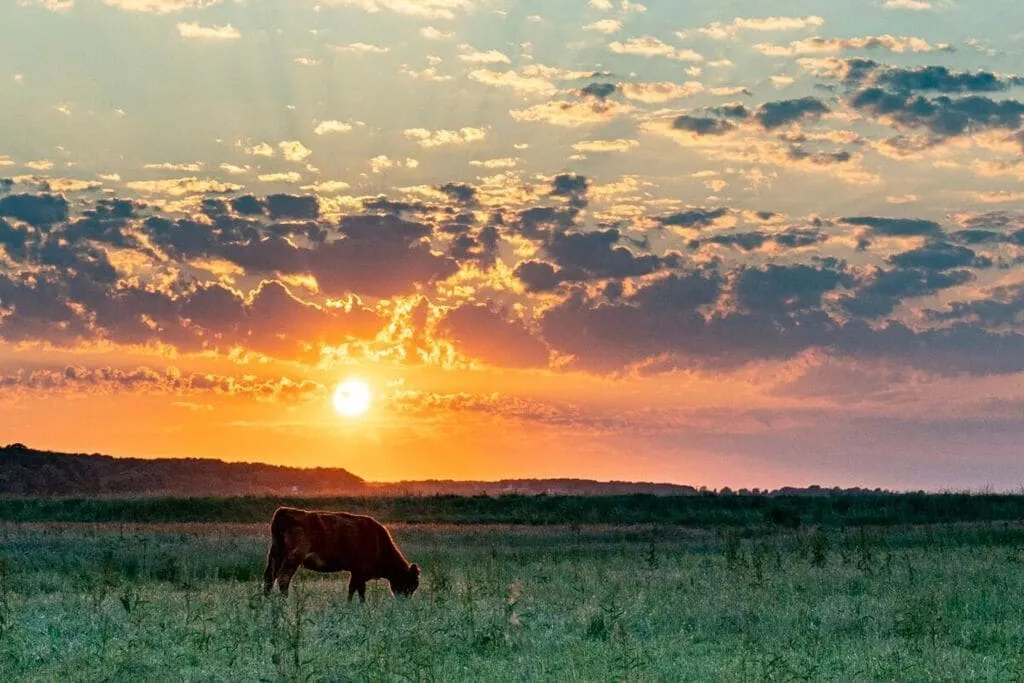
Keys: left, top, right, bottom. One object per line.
{"left": 1, "top": 521, "right": 1024, "bottom": 681}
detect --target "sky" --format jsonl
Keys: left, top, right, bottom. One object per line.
{"left": 2, "top": 0, "right": 1024, "bottom": 490}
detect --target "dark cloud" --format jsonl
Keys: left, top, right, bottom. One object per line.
{"left": 851, "top": 88, "right": 1024, "bottom": 137}
{"left": 775, "top": 228, "right": 828, "bottom": 249}
{"left": 1, "top": 189, "right": 1022, "bottom": 378}
{"left": 672, "top": 115, "right": 735, "bottom": 136}
{"left": 952, "top": 229, "right": 1002, "bottom": 245}
{"left": 362, "top": 196, "right": 429, "bottom": 215}
{"left": 0, "top": 193, "right": 68, "bottom": 227}
{"left": 839, "top": 267, "right": 973, "bottom": 318}
{"left": 874, "top": 65, "right": 1021, "bottom": 93}
{"left": 231, "top": 195, "right": 265, "bottom": 216}
{"left": 756, "top": 97, "right": 830, "bottom": 130}
{"left": 842, "top": 216, "right": 944, "bottom": 237}
{"left": 718, "top": 103, "right": 752, "bottom": 119}
{"left": 540, "top": 265, "right": 1024, "bottom": 375}
{"left": 691, "top": 228, "right": 826, "bottom": 253}
{"left": 438, "top": 182, "right": 477, "bottom": 205}
{"left": 786, "top": 146, "right": 852, "bottom": 165}
{"left": 733, "top": 264, "right": 848, "bottom": 314}
{"left": 927, "top": 283, "right": 1024, "bottom": 327}
{"left": 266, "top": 194, "right": 320, "bottom": 220}
{"left": 309, "top": 214, "right": 457, "bottom": 298}
{"left": 438, "top": 303, "right": 549, "bottom": 368}
{"left": 539, "top": 272, "right": 722, "bottom": 371}
{"left": 658, "top": 207, "right": 729, "bottom": 229}
{"left": 513, "top": 260, "right": 566, "bottom": 292}
{"left": 697, "top": 232, "right": 768, "bottom": 252}
{"left": 544, "top": 229, "right": 680, "bottom": 279}
{"left": 511, "top": 206, "right": 580, "bottom": 240}
{"left": 0, "top": 219, "right": 30, "bottom": 260}
{"left": 888, "top": 242, "right": 988, "bottom": 271}
{"left": 839, "top": 59, "right": 1024, "bottom": 94}
{"left": 550, "top": 173, "right": 589, "bottom": 208}
{"left": 580, "top": 82, "right": 617, "bottom": 100}
{"left": 88, "top": 198, "right": 139, "bottom": 220}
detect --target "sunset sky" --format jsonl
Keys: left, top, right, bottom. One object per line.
{"left": 2, "top": 0, "right": 1024, "bottom": 490}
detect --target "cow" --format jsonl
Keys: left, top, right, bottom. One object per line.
{"left": 263, "top": 507, "right": 420, "bottom": 601}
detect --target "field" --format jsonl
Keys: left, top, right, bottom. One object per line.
{"left": 2, "top": 520, "right": 1024, "bottom": 681}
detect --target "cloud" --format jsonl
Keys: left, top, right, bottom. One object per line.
{"left": 438, "top": 304, "right": 549, "bottom": 368}
{"left": 124, "top": 177, "right": 241, "bottom": 196}
{"left": 0, "top": 193, "right": 69, "bottom": 226}
{"left": 756, "top": 96, "right": 829, "bottom": 129}
{"left": 143, "top": 162, "right": 203, "bottom": 172}
{"left": 695, "top": 15, "right": 825, "bottom": 40}
{"left": 826, "top": 60, "right": 1024, "bottom": 94}
{"left": 244, "top": 143, "right": 275, "bottom": 157}
{"left": 609, "top": 36, "right": 703, "bottom": 61}
{"left": 18, "top": 0, "right": 74, "bottom": 12}
{"left": 278, "top": 141, "right": 312, "bottom": 162}
{"left": 851, "top": 89, "right": 1024, "bottom": 138}
{"left": 510, "top": 99, "right": 636, "bottom": 127}
{"left": 104, "top": 0, "right": 219, "bottom": 13}
{"left": 319, "top": 0, "right": 471, "bottom": 20}
{"left": 0, "top": 364, "right": 328, "bottom": 403}
{"left": 469, "top": 157, "right": 519, "bottom": 169}
{"left": 570, "top": 139, "right": 639, "bottom": 153}
{"left": 313, "top": 120, "right": 354, "bottom": 135}
{"left": 1, "top": 184, "right": 1023, "bottom": 381}
{"left": 756, "top": 35, "right": 951, "bottom": 56}
{"left": 301, "top": 180, "right": 351, "bottom": 194}
{"left": 420, "top": 26, "right": 453, "bottom": 39}
{"left": 176, "top": 22, "right": 240, "bottom": 40}
{"left": 469, "top": 69, "right": 557, "bottom": 95}
{"left": 619, "top": 81, "right": 704, "bottom": 102}
{"left": 404, "top": 127, "right": 487, "bottom": 148}
{"left": 370, "top": 156, "right": 419, "bottom": 173}
{"left": 842, "top": 215, "right": 943, "bottom": 236}
{"left": 265, "top": 193, "right": 319, "bottom": 219}
{"left": 888, "top": 241, "right": 985, "bottom": 271}
{"left": 331, "top": 42, "right": 389, "bottom": 54}
{"left": 457, "top": 44, "right": 511, "bottom": 64}
{"left": 883, "top": 0, "right": 932, "bottom": 9}
{"left": 257, "top": 172, "right": 302, "bottom": 184}
{"left": 584, "top": 19, "right": 621, "bottom": 34}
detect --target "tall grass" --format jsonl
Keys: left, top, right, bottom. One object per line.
{"left": 1, "top": 522, "right": 1023, "bottom": 680}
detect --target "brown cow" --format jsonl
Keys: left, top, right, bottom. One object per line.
{"left": 263, "top": 507, "right": 420, "bottom": 601}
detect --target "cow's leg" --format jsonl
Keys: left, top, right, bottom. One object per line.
{"left": 276, "top": 555, "right": 302, "bottom": 596}
{"left": 348, "top": 574, "right": 366, "bottom": 603}
{"left": 263, "top": 542, "right": 281, "bottom": 595}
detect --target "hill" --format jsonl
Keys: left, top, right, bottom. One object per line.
{"left": 0, "top": 443, "right": 889, "bottom": 498}
{"left": 0, "top": 443, "right": 367, "bottom": 497}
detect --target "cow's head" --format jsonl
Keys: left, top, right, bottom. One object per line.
{"left": 390, "top": 563, "right": 420, "bottom": 598}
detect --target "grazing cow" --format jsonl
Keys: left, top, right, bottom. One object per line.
{"left": 263, "top": 507, "right": 420, "bottom": 601}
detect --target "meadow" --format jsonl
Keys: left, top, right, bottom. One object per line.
{"left": 1, "top": 520, "right": 1024, "bottom": 681}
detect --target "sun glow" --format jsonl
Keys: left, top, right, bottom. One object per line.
{"left": 332, "top": 379, "right": 372, "bottom": 418}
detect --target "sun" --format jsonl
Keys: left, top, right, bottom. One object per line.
{"left": 332, "top": 379, "right": 372, "bottom": 418}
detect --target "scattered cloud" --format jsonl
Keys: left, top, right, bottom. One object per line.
{"left": 176, "top": 22, "right": 240, "bottom": 40}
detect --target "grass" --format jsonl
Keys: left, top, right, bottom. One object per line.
{"left": 1, "top": 522, "right": 1024, "bottom": 680}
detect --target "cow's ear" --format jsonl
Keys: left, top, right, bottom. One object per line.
{"left": 410, "top": 563, "right": 420, "bottom": 577}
